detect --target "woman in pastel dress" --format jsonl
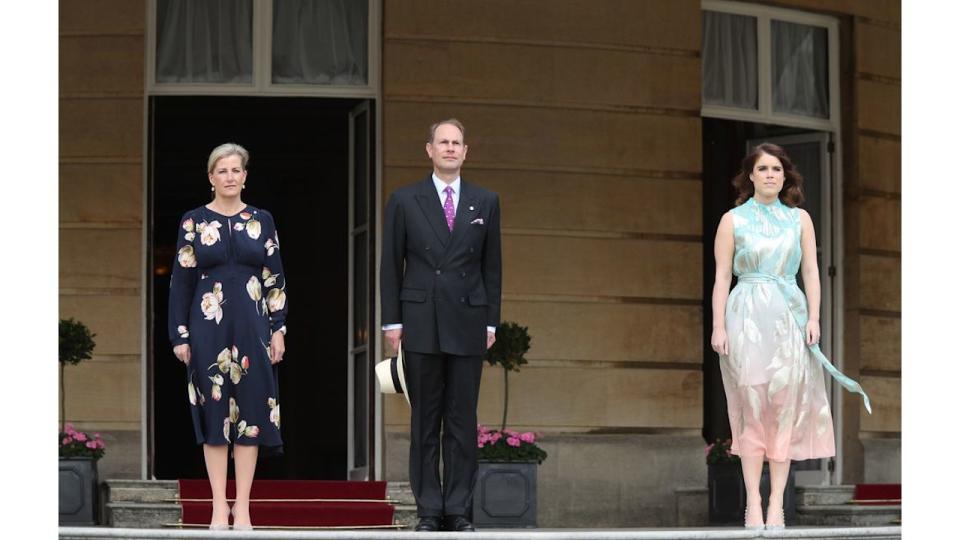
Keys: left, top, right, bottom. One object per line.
{"left": 168, "top": 143, "right": 288, "bottom": 530}
{"left": 711, "top": 143, "right": 871, "bottom": 530}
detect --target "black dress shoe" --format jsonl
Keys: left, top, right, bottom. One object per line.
{"left": 414, "top": 516, "right": 441, "bottom": 531}
{"left": 445, "top": 515, "right": 476, "bottom": 532}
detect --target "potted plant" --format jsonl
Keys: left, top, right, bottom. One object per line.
{"left": 473, "top": 322, "right": 544, "bottom": 528}
{"left": 59, "top": 318, "right": 101, "bottom": 525}
{"left": 705, "top": 438, "right": 796, "bottom": 525}
{"left": 483, "top": 321, "right": 531, "bottom": 432}
{"left": 706, "top": 438, "right": 744, "bottom": 525}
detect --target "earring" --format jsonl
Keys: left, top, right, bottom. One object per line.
{"left": 210, "top": 186, "right": 215, "bottom": 192}
{"left": 242, "top": 184, "right": 246, "bottom": 190}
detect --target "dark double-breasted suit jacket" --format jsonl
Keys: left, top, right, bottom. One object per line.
{"left": 380, "top": 176, "right": 502, "bottom": 356}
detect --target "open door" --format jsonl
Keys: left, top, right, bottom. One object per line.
{"left": 347, "top": 100, "right": 377, "bottom": 480}
{"left": 747, "top": 132, "right": 835, "bottom": 486}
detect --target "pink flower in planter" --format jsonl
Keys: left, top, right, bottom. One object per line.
{"left": 519, "top": 432, "right": 535, "bottom": 444}
{"left": 65, "top": 423, "right": 76, "bottom": 435}
{"left": 63, "top": 437, "right": 73, "bottom": 445}
{"left": 506, "top": 436, "right": 521, "bottom": 447}
{"left": 86, "top": 441, "right": 98, "bottom": 449}
{"left": 705, "top": 443, "right": 714, "bottom": 455}
{"left": 490, "top": 432, "right": 502, "bottom": 443}
{"left": 74, "top": 432, "right": 88, "bottom": 442}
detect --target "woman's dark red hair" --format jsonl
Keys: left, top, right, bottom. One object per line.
{"left": 732, "top": 143, "right": 805, "bottom": 207}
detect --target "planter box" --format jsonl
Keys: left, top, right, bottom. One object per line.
{"left": 472, "top": 460, "right": 538, "bottom": 528}
{"left": 60, "top": 457, "right": 99, "bottom": 525}
{"left": 708, "top": 461, "right": 796, "bottom": 525}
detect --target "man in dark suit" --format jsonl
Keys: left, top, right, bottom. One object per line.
{"left": 380, "top": 119, "right": 501, "bottom": 532}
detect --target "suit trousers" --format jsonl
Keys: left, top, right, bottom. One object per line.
{"left": 404, "top": 350, "right": 484, "bottom": 517}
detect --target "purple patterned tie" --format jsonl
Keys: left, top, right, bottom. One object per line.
{"left": 443, "top": 186, "right": 455, "bottom": 232}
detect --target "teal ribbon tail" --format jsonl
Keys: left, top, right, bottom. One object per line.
{"left": 810, "top": 344, "right": 872, "bottom": 415}
{"left": 738, "top": 272, "right": 873, "bottom": 415}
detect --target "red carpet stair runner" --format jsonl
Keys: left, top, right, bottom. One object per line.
{"left": 176, "top": 480, "right": 397, "bottom": 529}
{"left": 850, "top": 484, "right": 900, "bottom": 506}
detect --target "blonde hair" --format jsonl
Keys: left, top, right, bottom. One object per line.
{"left": 207, "top": 143, "right": 250, "bottom": 174}
{"left": 427, "top": 119, "right": 465, "bottom": 143}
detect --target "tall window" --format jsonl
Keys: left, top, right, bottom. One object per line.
{"left": 701, "top": 0, "right": 838, "bottom": 130}
{"left": 149, "top": 0, "right": 377, "bottom": 96}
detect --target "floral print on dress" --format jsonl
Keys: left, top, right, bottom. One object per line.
{"left": 208, "top": 374, "right": 224, "bottom": 401}
{"left": 262, "top": 267, "right": 278, "bottom": 288}
{"left": 197, "top": 220, "right": 222, "bottom": 246}
{"left": 182, "top": 218, "right": 196, "bottom": 242}
{"left": 178, "top": 245, "right": 197, "bottom": 268}
{"left": 200, "top": 282, "right": 225, "bottom": 324}
{"left": 246, "top": 219, "right": 261, "bottom": 239}
{"left": 237, "top": 420, "right": 260, "bottom": 439}
{"left": 229, "top": 397, "right": 240, "bottom": 424}
{"left": 246, "top": 276, "right": 261, "bottom": 302}
{"left": 168, "top": 205, "right": 287, "bottom": 450}
{"left": 264, "top": 237, "right": 278, "bottom": 256}
{"left": 268, "top": 397, "right": 281, "bottom": 429}
{"left": 208, "top": 345, "right": 249, "bottom": 385}
{"left": 267, "top": 287, "right": 286, "bottom": 313}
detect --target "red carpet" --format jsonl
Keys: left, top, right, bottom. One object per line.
{"left": 178, "top": 480, "right": 395, "bottom": 528}
{"left": 852, "top": 484, "right": 901, "bottom": 505}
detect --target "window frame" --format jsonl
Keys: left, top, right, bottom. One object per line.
{"left": 701, "top": 0, "right": 840, "bottom": 132}
{"left": 146, "top": 0, "right": 380, "bottom": 98}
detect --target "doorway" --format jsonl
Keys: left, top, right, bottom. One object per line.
{"left": 148, "top": 96, "right": 375, "bottom": 480}
{"left": 701, "top": 117, "right": 836, "bottom": 486}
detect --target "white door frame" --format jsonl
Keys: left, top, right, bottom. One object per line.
{"left": 142, "top": 0, "right": 384, "bottom": 480}
{"left": 347, "top": 100, "right": 374, "bottom": 480}
{"left": 702, "top": 0, "right": 846, "bottom": 484}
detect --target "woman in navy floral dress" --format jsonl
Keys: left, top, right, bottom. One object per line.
{"left": 168, "top": 143, "right": 287, "bottom": 530}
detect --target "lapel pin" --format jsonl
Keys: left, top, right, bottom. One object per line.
{"left": 469, "top": 206, "right": 475, "bottom": 211}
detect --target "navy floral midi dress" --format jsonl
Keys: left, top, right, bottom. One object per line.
{"left": 168, "top": 205, "right": 287, "bottom": 452}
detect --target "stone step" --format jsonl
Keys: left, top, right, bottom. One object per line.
{"left": 386, "top": 481, "right": 416, "bottom": 529}
{"left": 106, "top": 502, "right": 181, "bottom": 529}
{"left": 385, "top": 481, "right": 415, "bottom": 505}
{"left": 60, "top": 525, "right": 904, "bottom": 540}
{"left": 105, "top": 480, "right": 179, "bottom": 503}
{"left": 795, "top": 485, "right": 856, "bottom": 506}
{"left": 796, "top": 504, "right": 901, "bottom": 527}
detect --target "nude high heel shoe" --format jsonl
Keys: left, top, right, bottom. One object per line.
{"left": 744, "top": 505, "right": 765, "bottom": 531}
{"left": 209, "top": 502, "right": 230, "bottom": 530}
{"left": 231, "top": 506, "right": 253, "bottom": 531}
{"left": 765, "top": 506, "right": 785, "bottom": 530}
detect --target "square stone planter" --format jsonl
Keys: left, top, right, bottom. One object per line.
{"left": 472, "top": 460, "right": 538, "bottom": 528}
{"left": 60, "top": 457, "right": 99, "bottom": 525}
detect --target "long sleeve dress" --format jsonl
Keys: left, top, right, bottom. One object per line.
{"left": 168, "top": 205, "right": 287, "bottom": 452}
{"left": 719, "top": 197, "right": 870, "bottom": 462}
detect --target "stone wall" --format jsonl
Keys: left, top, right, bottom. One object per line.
{"left": 59, "top": 0, "right": 146, "bottom": 479}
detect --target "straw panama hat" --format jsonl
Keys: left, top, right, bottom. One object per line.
{"left": 375, "top": 344, "right": 410, "bottom": 406}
